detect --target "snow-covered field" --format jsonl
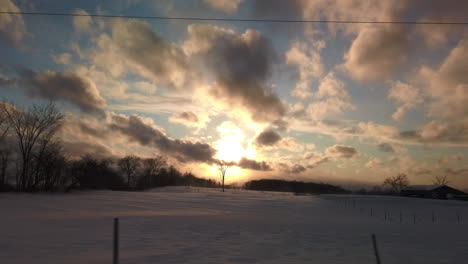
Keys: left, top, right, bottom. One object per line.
{"left": 1, "top": 187, "right": 468, "bottom": 264}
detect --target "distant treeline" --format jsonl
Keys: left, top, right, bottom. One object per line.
{"left": 244, "top": 179, "right": 350, "bottom": 195}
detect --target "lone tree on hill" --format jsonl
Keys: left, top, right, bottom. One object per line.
{"left": 383, "top": 173, "right": 410, "bottom": 193}
{"left": 216, "top": 160, "right": 232, "bottom": 192}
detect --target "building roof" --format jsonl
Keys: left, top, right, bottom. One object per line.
{"left": 402, "top": 185, "right": 445, "bottom": 191}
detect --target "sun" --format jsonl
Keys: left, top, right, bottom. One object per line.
{"left": 215, "top": 134, "right": 245, "bottom": 162}
{"left": 209, "top": 121, "right": 258, "bottom": 181}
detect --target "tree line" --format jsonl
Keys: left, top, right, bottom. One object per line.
{"left": 0, "top": 102, "right": 218, "bottom": 192}
{"left": 244, "top": 179, "right": 350, "bottom": 195}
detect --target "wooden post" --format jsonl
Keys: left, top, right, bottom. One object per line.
{"left": 113, "top": 218, "right": 119, "bottom": 264}
{"left": 371, "top": 234, "right": 382, "bottom": 264}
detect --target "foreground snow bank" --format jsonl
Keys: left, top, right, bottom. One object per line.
{"left": 1, "top": 187, "right": 467, "bottom": 264}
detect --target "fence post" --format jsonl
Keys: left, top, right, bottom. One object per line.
{"left": 113, "top": 217, "right": 119, "bottom": 264}
{"left": 371, "top": 234, "right": 382, "bottom": 264}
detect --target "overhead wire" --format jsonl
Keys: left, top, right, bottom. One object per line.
{"left": 1, "top": 11, "right": 467, "bottom": 25}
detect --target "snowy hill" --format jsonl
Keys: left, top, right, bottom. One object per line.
{"left": 1, "top": 187, "right": 467, "bottom": 264}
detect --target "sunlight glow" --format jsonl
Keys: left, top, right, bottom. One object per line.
{"left": 214, "top": 121, "right": 247, "bottom": 163}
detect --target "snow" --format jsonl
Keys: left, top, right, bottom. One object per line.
{"left": 1, "top": 187, "right": 468, "bottom": 264}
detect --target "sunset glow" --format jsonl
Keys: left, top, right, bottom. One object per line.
{"left": 1, "top": 0, "right": 468, "bottom": 189}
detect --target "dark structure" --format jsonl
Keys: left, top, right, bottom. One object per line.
{"left": 401, "top": 185, "right": 466, "bottom": 200}
{"left": 244, "top": 179, "right": 350, "bottom": 195}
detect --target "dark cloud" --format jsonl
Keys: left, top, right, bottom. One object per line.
{"left": 169, "top": 111, "right": 205, "bottom": 127}
{"left": 306, "top": 157, "right": 330, "bottom": 169}
{"left": 325, "top": 145, "right": 358, "bottom": 159}
{"left": 107, "top": 113, "right": 216, "bottom": 163}
{"left": 254, "top": 129, "right": 282, "bottom": 146}
{"left": 1, "top": 68, "right": 106, "bottom": 114}
{"left": 0, "top": 76, "right": 13, "bottom": 86}
{"left": 61, "top": 141, "right": 114, "bottom": 160}
{"left": 186, "top": 25, "right": 286, "bottom": 123}
{"left": 237, "top": 157, "right": 272, "bottom": 171}
{"left": 377, "top": 143, "right": 395, "bottom": 153}
{"left": 290, "top": 164, "right": 307, "bottom": 174}
{"left": 277, "top": 163, "right": 307, "bottom": 174}
{"left": 29, "top": 71, "right": 106, "bottom": 114}
{"left": 252, "top": 0, "right": 301, "bottom": 19}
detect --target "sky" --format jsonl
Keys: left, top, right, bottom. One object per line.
{"left": 1, "top": 0, "right": 468, "bottom": 189}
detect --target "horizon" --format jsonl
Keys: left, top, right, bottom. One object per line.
{"left": 1, "top": 0, "right": 468, "bottom": 190}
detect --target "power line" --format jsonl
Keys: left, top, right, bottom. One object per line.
{"left": 1, "top": 11, "right": 468, "bottom": 25}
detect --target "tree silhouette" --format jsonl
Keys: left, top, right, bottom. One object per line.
{"left": 118, "top": 155, "right": 141, "bottom": 189}
{"left": 432, "top": 175, "right": 449, "bottom": 185}
{"left": 1, "top": 102, "right": 64, "bottom": 191}
{"left": 216, "top": 160, "right": 232, "bottom": 192}
{"left": 383, "top": 173, "right": 410, "bottom": 193}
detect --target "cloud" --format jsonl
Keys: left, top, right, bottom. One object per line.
{"left": 303, "top": 152, "right": 330, "bottom": 168}
{"left": 325, "top": 145, "right": 359, "bottom": 159}
{"left": 254, "top": 129, "right": 282, "bottom": 146}
{"left": 388, "top": 81, "right": 423, "bottom": 121}
{"left": 62, "top": 112, "right": 217, "bottom": 163}
{"left": 0, "top": 68, "right": 106, "bottom": 114}
{"left": 285, "top": 40, "right": 324, "bottom": 99}
{"left": 62, "top": 140, "right": 115, "bottom": 160}
{"left": 184, "top": 24, "right": 286, "bottom": 123}
{"left": 316, "top": 72, "right": 350, "bottom": 100}
{"left": 413, "top": 1, "right": 468, "bottom": 47}
{"left": 418, "top": 119, "right": 468, "bottom": 143}
{"left": 204, "top": 0, "right": 243, "bottom": 14}
{"left": 169, "top": 111, "right": 209, "bottom": 128}
{"left": 88, "top": 19, "right": 195, "bottom": 90}
{"left": 29, "top": 71, "right": 106, "bottom": 114}
{"left": 237, "top": 157, "right": 272, "bottom": 171}
{"left": 277, "top": 162, "right": 308, "bottom": 174}
{"left": 73, "top": 9, "right": 93, "bottom": 34}
{"left": 377, "top": 143, "right": 395, "bottom": 153}
{"left": 0, "top": 0, "right": 28, "bottom": 47}
{"left": 365, "top": 158, "right": 384, "bottom": 169}
{"left": 299, "top": 72, "right": 354, "bottom": 121}
{"left": 419, "top": 39, "right": 468, "bottom": 119}
{"left": 52, "top": 53, "right": 72, "bottom": 65}
{"left": 341, "top": 25, "right": 409, "bottom": 82}
{"left": 106, "top": 112, "right": 216, "bottom": 163}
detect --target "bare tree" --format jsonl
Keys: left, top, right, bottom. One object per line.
{"left": 135, "top": 155, "right": 166, "bottom": 189}
{"left": 0, "top": 148, "right": 11, "bottom": 185}
{"left": 432, "top": 175, "right": 449, "bottom": 185}
{"left": 1, "top": 102, "right": 64, "bottom": 191}
{"left": 217, "top": 160, "right": 232, "bottom": 192}
{"left": 383, "top": 173, "right": 410, "bottom": 193}
{"left": 143, "top": 156, "right": 165, "bottom": 177}
{"left": 118, "top": 155, "right": 141, "bottom": 189}
{"left": 0, "top": 102, "right": 10, "bottom": 144}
